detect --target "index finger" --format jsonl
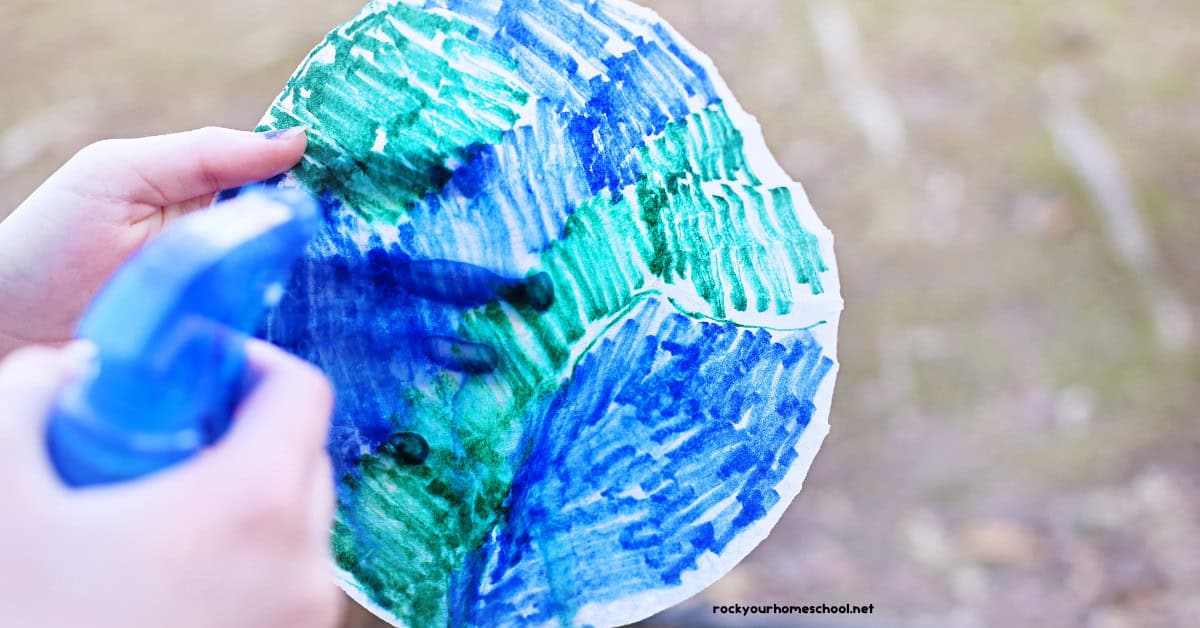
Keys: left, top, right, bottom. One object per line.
{"left": 58, "top": 126, "right": 308, "bottom": 209}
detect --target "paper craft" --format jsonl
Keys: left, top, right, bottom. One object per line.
{"left": 254, "top": 0, "right": 842, "bottom": 625}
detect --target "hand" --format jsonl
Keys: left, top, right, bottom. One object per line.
{"left": 0, "top": 338, "right": 342, "bottom": 628}
{"left": 0, "top": 126, "right": 308, "bottom": 357}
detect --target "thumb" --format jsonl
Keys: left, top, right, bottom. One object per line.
{"left": 55, "top": 126, "right": 308, "bottom": 212}
{"left": 0, "top": 343, "right": 92, "bottom": 491}
{"left": 194, "top": 339, "right": 334, "bottom": 493}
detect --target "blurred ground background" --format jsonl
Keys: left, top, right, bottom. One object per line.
{"left": 3, "top": 1, "right": 1198, "bottom": 627}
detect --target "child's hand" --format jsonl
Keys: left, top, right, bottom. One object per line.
{"left": 0, "top": 338, "right": 342, "bottom": 628}
{"left": 0, "top": 127, "right": 308, "bottom": 357}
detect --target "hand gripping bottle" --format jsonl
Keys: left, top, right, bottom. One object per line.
{"left": 45, "top": 187, "right": 320, "bottom": 487}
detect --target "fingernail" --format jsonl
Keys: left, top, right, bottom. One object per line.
{"left": 260, "top": 125, "right": 308, "bottom": 140}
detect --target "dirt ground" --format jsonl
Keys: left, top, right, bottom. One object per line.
{"left": 3, "top": 1, "right": 1199, "bottom": 627}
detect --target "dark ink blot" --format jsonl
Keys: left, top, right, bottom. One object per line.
{"left": 427, "top": 164, "right": 454, "bottom": 190}
{"left": 388, "top": 259, "right": 554, "bottom": 313}
{"left": 384, "top": 431, "right": 429, "bottom": 466}
{"left": 392, "top": 259, "right": 509, "bottom": 307}
{"left": 498, "top": 272, "right": 555, "bottom": 312}
{"left": 422, "top": 336, "right": 500, "bottom": 374}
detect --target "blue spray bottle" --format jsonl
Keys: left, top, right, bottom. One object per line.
{"left": 45, "top": 187, "right": 320, "bottom": 487}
